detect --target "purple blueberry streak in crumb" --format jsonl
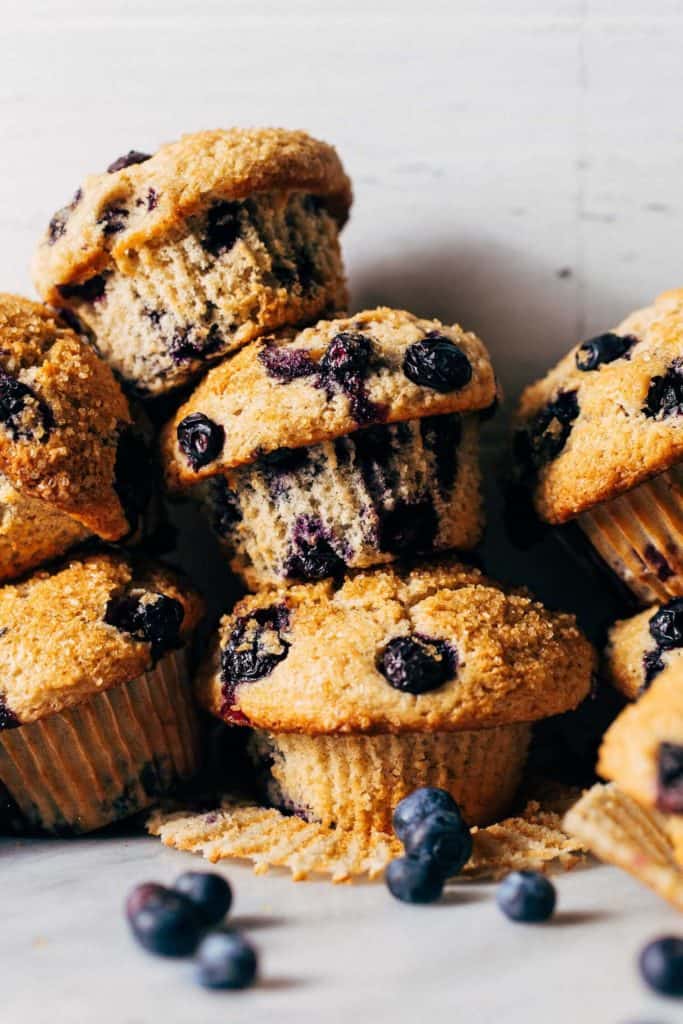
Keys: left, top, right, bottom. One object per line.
{"left": 317, "top": 332, "right": 387, "bottom": 426}
{"left": 169, "top": 323, "right": 224, "bottom": 364}
{"left": 97, "top": 205, "right": 128, "bottom": 235}
{"left": 258, "top": 345, "right": 317, "bottom": 381}
{"left": 107, "top": 150, "right": 151, "bottom": 173}
{"left": 283, "top": 516, "right": 346, "bottom": 581}
{"left": 146, "top": 188, "right": 159, "bottom": 211}
{"left": 202, "top": 200, "right": 242, "bottom": 256}
{"left": 0, "top": 370, "right": 54, "bottom": 442}
{"left": 210, "top": 477, "right": 242, "bottom": 537}
{"left": 420, "top": 414, "right": 461, "bottom": 497}
{"left": 57, "top": 274, "right": 108, "bottom": 303}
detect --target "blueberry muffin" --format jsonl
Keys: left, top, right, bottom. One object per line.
{"left": 161, "top": 308, "right": 496, "bottom": 588}
{"left": 598, "top": 664, "right": 683, "bottom": 867}
{"left": 606, "top": 598, "right": 683, "bottom": 699}
{"left": 0, "top": 294, "right": 155, "bottom": 582}
{"left": 32, "top": 128, "right": 351, "bottom": 396}
{"left": 0, "top": 552, "right": 203, "bottom": 834}
{"left": 515, "top": 289, "right": 683, "bottom": 604}
{"left": 196, "top": 560, "right": 594, "bottom": 830}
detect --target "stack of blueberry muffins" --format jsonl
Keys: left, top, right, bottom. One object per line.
{"left": 0, "top": 127, "right": 597, "bottom": 863}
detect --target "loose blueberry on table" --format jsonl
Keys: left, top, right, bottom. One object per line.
{"left": 392, "top": 787, "right": 461, "bottom": 842}
{"left": 496, "top": 870, "right": 556, "bottom": 923}
{"left": 196, "top": 932, "right": 258, "bottom": 990}
{"left": 174, "top": 871, "right": 233, "bottom": 927}
{"left": 402, "top": 810, "right": 473, "bottom": 877}
{"left": 638, "top": 935, "right": 683, "bottom": 996}
{"left": 385, "top": 856, "right": 445, "bottom": 905}
{"left": 126, "top": 883, "right": 202, "bottom": 957}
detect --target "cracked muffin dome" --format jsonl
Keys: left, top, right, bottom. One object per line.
{"left": 196, "top": 559, "right": 594, "bottom": 734}
{"left": 515, "top": 289, "right": 683, "bottom": 524}
{"left": 605, "top": 598, "right": 683, "bottom": 700}
{"left": 515, "top": 289, "right": 683, "bottom": 605}
{"left": 0, "top": 295, "right": 153, "bottom": 582}
{"left": 161, "top": 307, "right": 496, "bottom": 488}
{"left": 0, "top": 551, "right": 204, "bottom": 835}
{"left": 598, "top": 664, "right": 683, "bottom": 866}
{"left": 0, "top": 551, "right": 203, "bottom": 725}
{"left": 32, "top": 128, "right": 351, "bottom": 396}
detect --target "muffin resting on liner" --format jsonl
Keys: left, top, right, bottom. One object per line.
{"left": 0, "top": 552, "right": 203, "bottom": 834}
{"left": 162, "top": 308, "right": 496, "bottom": 588}
{"left": 196, "top": 560, "right": 594, "bottom": 832}
{"left": 33, "top": 128, "right": 351, "bottom": 396}
{"left": 515, "top": 289, "right": 683, "bottom": 605}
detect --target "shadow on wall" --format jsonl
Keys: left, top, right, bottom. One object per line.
{"left": 349, "top": 238, "right": 628, "bottom": 407}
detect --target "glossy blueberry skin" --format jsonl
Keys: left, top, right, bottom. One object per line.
{"left": 127, "top": 887, "right": 202, "bottom": 957}
{"left": 392, "top": 787, "right": 460, "bottom": 843}
{"left": 385, "top": 856, "right": 444, "bottom": 904}
{"left": 496, "top": 870, "right": 556, "bottom": 923}
{"left": 403, "top": 810, "right": 473, "bottom": 878}
{"left": 173, "top": 871, "right": 232, "bottom": 927}
{"left": 125, "top": 882, "right": 168, "bottom": 920}
{"left": 196, "top": 931, "right": 258, "bottom": 990}
{"left": 639, "top": 935, "right": 683, "bottom": 996}
{"left": 403, "top": 334, "right": 472, "bottom": 393}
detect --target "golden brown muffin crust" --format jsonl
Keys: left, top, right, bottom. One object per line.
{"left": 32, "top": 128, "right": 352, "bottom": 302}
{"left": 0, "top": 552, "right": 203, "bottom": 725}
{"left": 196, "top": 559, "right": 594, "bottom": 734}
{"left": 0, "top": 294, "right": 134, "bottom": 539}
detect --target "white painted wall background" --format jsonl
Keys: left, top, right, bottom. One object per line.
{"left": 3, "top": 9, "right": 683, "bottom": 1022}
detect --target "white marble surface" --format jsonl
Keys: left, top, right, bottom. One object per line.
{"left": 2, "top": 0, "right": 683, "bottom": 1020}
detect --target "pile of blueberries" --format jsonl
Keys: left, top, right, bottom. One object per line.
{"left": 385, "top": 787, "right": 557, "bottom": 922}
{"left": 125, "top": 871, "right": 257, "bottom": 990}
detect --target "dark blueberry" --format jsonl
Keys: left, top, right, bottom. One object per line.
{"left": 392, "top": 787, "right": 460, "bottom": 843}
{"left": 0, "top": 692, "right": 19, "bottom": 730}
{"left": 202, "top": 200, "right": 242, "bottom": 256}
{"left": 47, "top": 189, "right": 82, "bottom": 245}
{"left": 643, "top": 649, "right": 666, "bottom": 687}
{"left": 403, "top": 810, "right": 473, "bottom": 878}
{"left": 173, "top": 871, "right": 232, "bottom": 927}
{"left": 125, "top": 882, "right": 168, "bottom": 920}
{"left": 196, "top": 931, "right": 258, "bottom": 990}
{"left": 127, "top": 886, "right": 201, "bottom": 957}
{"left": 221, "top": 604, "right": 291, "bottom": 712}
{"left": 420, "top": 414, "right": 461, "bottom": 497}
{"left": 403, "top": 332, "right": 473, "bottom": 393}
{"left": 649, "top": 598, "right": 683, "bottom": 648}
{"left": 644, "top": 360, "right": 683, "bottom": 419}
{"left": 515, "top": 390, "right": 579, "bottom": 473}
{"left": 319, "top": 332, "right": 372, "bottom": 381}
{"left": 575, "top": 332, "right": 635, "bottom": 371}
{"left": 258, "top": 345, "right": 317, "bottom": 382}
{"left": 97, "top": 205, "right": 128, "bottom": 235}
{"left": 0, "top": 370, "right": 54, "bottom": 442}
{"left": 145, "top": 187, "right": 158, "bottom": 211}
{"left": 177, "top": 412, "right": 225, "bottom": 470}
{"left": 57, "top": 274, "right": 107, "bottom": 303}
{"left": 107, "top": 150, "right": 151, "bottom": 173}
{"left": 104, "top": 592, "right": 184, "bottom": 661}
{"left": 113, "top": 429, "right": 154, "bottom": 534}
{"left": 656, "top": 742, "right": 683, "bottom": 814}
{"left": 639, "top": 936, "right": 683, "bottom": 996}
{"left": 378, "top": 498, "right": 438, "bottom": 554}
{"left": 285, "top": 538, "right": 345, "bottom": 581}
{"left": 496, "top": 870, "right": 556, "bottom": 922}
{"left": 378, "top": 635, "right": 455, "bottom": 695}
{"left": 385, "top": 856, "right": 444, "bottom": 904}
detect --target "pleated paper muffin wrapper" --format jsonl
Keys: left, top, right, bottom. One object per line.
{"left": 248, "top": 724, "right": 532, "bottom": 833}
{"left": 0, "top": 648, "right": 199, "bottom": 835}
{"left": 576, "top": 464, "right": 683, "bottom": 605}
{"left": 563, "top": 782, "right": 683, "bottom": 911}
{"left": 148, "top": 793, "right": 586, "bottom": 884}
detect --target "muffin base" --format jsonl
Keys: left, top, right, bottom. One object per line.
{"left": 0, "top": 649, "right": 199, "bottom": 834}
{"left": 57, "top": 191, "right": 347, "bottom": 395}
{"left": 202, "top": 414, "right": 482, "bottom": 589}
{"left": 248, "top": 724, "right": 531, "bottom": 832}
{"left": 577, "top": 464, "right": 683, "bottom": 605}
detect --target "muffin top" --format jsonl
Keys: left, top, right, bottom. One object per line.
{"left": 606, "top": 597, "right": 683, "bottom": 700}
{"left": 195, "top": 559, "right": 594, "bottom": 734}
{"left": 0, "top": 294, "right": 141, "bottom": 540}
{"left": 161, "top": 308, "right": 496, "bottom": 489}
{"left": 32, "top": 128, "right": 352, "bottom": 304}
{"left": 515, "top": 289, "right": 683, "bottom": 523}
{"left": 0, "top": 552, "right": 203, "bottom": 727}
{"left": 598, "top": 664, "right": 683, "bottom": 815}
